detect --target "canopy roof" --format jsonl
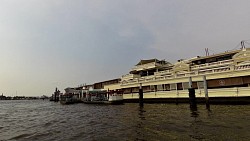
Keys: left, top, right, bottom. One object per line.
{"left": 135, "top": 59, "right": 171, "bottom": 66}
{"left": 136, "top": 59, "right": 156, "bottom": 66}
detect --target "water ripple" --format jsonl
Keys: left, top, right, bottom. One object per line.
{"left": 0, "top": 100, "right": 250, "bottom": 141}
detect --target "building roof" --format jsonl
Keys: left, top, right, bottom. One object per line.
{"left": 135, "top": 59, "right": 172, "bottom": 66}
{"left": 188, "top": 49, "right": 241, "bottom": 62}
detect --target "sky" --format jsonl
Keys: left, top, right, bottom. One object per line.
{"left": 1, "top": 0, "right": 250, "bottom": 96}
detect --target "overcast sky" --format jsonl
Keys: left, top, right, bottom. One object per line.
{"left": 1, "top": 0, "right": 250, "bottom": 96}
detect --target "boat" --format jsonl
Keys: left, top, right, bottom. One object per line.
{"left": 59, "top": 94, "right": 73, "bottom": 104}
{"left": 50, "top": 88, "right": 60, "bottom": 102}
{"left": 82, "top": 89, "right": 123, "bottom": 105}
{"left": 103, "top": 41, "right": 250, "bottom": 104}
{"left": 59, "top": 87, "right": 83, "bottom": 104}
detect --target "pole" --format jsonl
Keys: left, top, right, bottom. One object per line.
{"left": 139, "top": 83, "right": 143, "bottom": 107}
{"left": 203, "top": 76, "right": 210, "bottom": 109}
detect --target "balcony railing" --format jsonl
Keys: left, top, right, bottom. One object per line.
{"left": 154, "top": 70, "right": 171, "bottom": 75}
{"left": 121, "top": 74, "right": 140, "bottom": 81}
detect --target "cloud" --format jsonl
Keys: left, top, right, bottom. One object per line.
{"left": 1, "top": 0, "right": 250, "bottom": 96}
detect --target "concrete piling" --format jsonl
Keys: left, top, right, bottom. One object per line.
{"left": 188, "top": 88, "right": 197, "bottom": 109}
{"left": 139, "top": 83, "right": 144, "bottom": 107}
{"left": 188, "top": 77, "right": 197, "bottom": 109}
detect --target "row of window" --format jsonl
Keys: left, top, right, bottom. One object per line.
{"left": 121, "top": 82, "right": 206, "bottom": 94}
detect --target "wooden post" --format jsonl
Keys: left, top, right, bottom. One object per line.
{"left": 203, "top": 76, "right": 210, "bottom": 109}
{"left": 139, "top": 83, "right": 143, "bottom": 107}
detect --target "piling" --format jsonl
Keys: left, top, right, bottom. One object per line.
{"left": 188, "top": 77, "right": 197, "bottom": 109}
{"left": 203, "top": 76, "right": 210, "bottom": 110}
{"left": 107, "top": 89, "right": 110, "bottom": 100}
{"left": 189, "top": 88, "right": 197, "bottom": 109}
{"left": 139, "top": 83, "right": 143, "bottom": 107}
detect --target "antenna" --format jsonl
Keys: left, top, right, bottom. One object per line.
{"left": 205, "top": 48, "right": 209, "bottom": 56}
{"left": 241, "top": 40, "right": 246, "bottom": 49}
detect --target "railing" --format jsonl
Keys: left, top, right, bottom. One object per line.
{"left": 154, "top": 70, "right": 171, "bottom": 75}
{"left": 235, "top": 64, "right": 250, "bottom": 70}
{"left": 191, "top": 59, "right": 234, "bottom": 70}
{"left": 123, "top": 87, "right": 250, "bottom": 99}
{"left": 121, "top": 74, "right": 140, "bottom": 81}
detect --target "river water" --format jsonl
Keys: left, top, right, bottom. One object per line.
{"left": 0, "top": 100, "right": 249, "bottom": 141}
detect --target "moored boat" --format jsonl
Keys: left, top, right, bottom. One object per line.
{"left": 60, "top": 94, "right": 75, "bottom": 104}
{"left": 59, "top": 87, "right": 83, "bottom": 104}
{"left": 82, "top": 89, "right": 123, "bottom": 105}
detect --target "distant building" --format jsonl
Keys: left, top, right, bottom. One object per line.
{"left": 0, "top": 93, "right": 6, "bottom": 100}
